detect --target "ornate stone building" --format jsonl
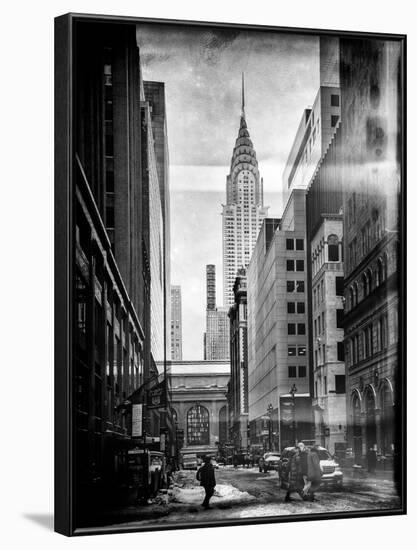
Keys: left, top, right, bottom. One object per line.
{"left": 228, "top": 268, "right": 249, "bottom": 452}
{"left": 169, "top": 361, "right": 230, "bottom": 458}
{"left": 340, "top": 38, "right": 401, "bottom": 465}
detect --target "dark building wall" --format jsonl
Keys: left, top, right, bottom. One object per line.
{"left": 75, "top": 22, "right": 144, "bottom": 325}
{"left": 339, "top": 38, "right": 401, "bottom": 465}
{"left": 73, "top": 21, "right": 151, "bottom": 526}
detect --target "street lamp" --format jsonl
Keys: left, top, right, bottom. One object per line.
{"left": 267, "top": 403, "right": 273, "bottom": 451}
{"left": 289, "top": 384, "right": 298, "bottom": 446}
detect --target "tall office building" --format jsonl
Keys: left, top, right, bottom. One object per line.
{"left": 204, "top": 265, "right": 230, "bottom": 360}
{"left": 143, "top": 81, "right": 171, "bottom": 364}
{"left": 171, "top": 285, "right": 183, "bottom": 361}
{"left": 222, "top": 75, "right": 268, "bottom": 306}
{"left": 281, "top": 37, "right": 341, "bottom": 206}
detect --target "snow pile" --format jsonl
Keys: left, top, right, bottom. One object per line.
{"left": 172, "top": 484, "right": 255, "bottom": 505}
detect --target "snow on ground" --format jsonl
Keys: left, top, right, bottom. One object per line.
{"left": 171, "top": 483, "right": 255, "bottom": 505}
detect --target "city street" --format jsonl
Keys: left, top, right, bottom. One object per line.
{"left": 107, "top": 466, "right": 401, "bottom": 528}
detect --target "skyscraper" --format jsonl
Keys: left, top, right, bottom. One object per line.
{"left": 204, "top": 265, "right": 230, "bottom": 361}
{"left": 222, "top": 75, "right": 269, "bottom": 306}
{"left": 171, "top": 285, "right": 183, "bottom": 361}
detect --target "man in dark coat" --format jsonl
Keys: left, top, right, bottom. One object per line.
{"left": 280, "top": 448, "right": 304, "bottom": 502}
{"left": 304, "top": 445, "right": 322, "bottom": 501}
{"left": 197, "top": 456, "right": 216, "bottom": 509}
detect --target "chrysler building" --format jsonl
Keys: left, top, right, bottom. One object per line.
{"left": 222, "top": 75, "right": 269, "bottom": 305}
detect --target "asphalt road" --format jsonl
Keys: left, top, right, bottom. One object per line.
{"left": 107, "top": 466, "right": 402, "bottom": 528}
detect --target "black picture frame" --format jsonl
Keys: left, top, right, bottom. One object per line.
{"left": 55, "top": 12, "right": 406, "bottom": 536}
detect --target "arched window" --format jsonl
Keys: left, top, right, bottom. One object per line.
{"left": 367, "top": 268, "right": 373, "bottom": 292}
{"left": 349, "top": 286, "right": 354, "bottom": 310}
{"left": 328, "top": 234, "right": 339, "bottom": 261}
{"left": 362, "top": 273, "right": 369, "bottom": 298}
{"left": 353, "top": 282, "right": 359, "bottom": 306}
{"left": 187, "top": 404, "right": 210, "bottom": 445}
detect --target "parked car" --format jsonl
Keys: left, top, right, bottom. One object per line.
{"left": 262, "top": 452, "right": 281, "bottom": 472}
{"left": 280, "top": 446, "right": 343, "bottom": 489}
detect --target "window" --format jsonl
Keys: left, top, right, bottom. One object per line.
{"left": 286, "top": 239, "right": 294, "bottom": 250}
{"left": 297, "top": 323, "right": 306, "bottom": 335}
{"left": 331, "top": 115, "right": 339, "bottom": 127}
{"left": 314, "top": 319, "right": 317, "bottom": 337}
{"left": 288, "top": 346, "right": 296, "bottom": 356}
{"left": 324, "top": 376, "right": 328, "bottom": 394}
{"left": 335, "top": 375, "right": 346, "bottom": 394}
{"left": 298, "top": 366, "right": 307, "bottom": 378}
{"left": 287, "top": 302, "right": 295, "bottom": 314}
{"left": 336, "top": 277, "right": 344, "bottom": 296}
{"left": 331, "top": 94, "right": 340, "bottom": 107}
{"left": 288, "top": 366, "right": 297, "bottom": 378}
{"left": 336, "top": 309, "right": 344, "bottom": 328}
{"left": 187, "top": 405, "right": 209, "bottom": 445}
{"left": 296, "top": 239, "right": 304, "bottom": 250}
{"left": 337, "top": 342, "right": 345, "bottom": 361}
{"left": 287, "top": 281, "right": 295, "bottom": 292}
{"left": 318, "top": 316, "right": 321, "bottom": 334}
{"left": 106, "top": 206, "right": 115, "bottom": 228}
{"left": 298, "top": 346, "right": 306, "bottom": 356}
{"left": 297, "top": 302, "right": 305, "bottom": 314}
{"left": 287, "top": 260, "right": 295, "bottom": 271}
{"left": 288, "top": 323, "right": 296, "bottom": 335}
{"left": 296, "top": 260, "right": 304, "bottom": 271}
{"left": 297, "top": 280, "right": 305, "bottom": 293}
{"left": 328, "top": 234, "right": 339, "bottom": 261}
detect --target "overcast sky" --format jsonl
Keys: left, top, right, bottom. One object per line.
{"left": 137, "top": 24, "right": 320, "bottom": 360}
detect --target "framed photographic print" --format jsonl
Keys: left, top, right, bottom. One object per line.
{"left": 55, "top": 12, "right": 406, "bottom": 536}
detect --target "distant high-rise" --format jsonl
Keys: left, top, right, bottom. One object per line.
{"left": 171, "top": 286, "right": 183, "bottom": 361}
{"left": 204, "top": 265, "right": 230, "bottom": 360}
{"left": 222, "top": 74, "right": 269, "bottom": 306}
{"left": 206, "top": 264, "right": 216, "bottom": 310}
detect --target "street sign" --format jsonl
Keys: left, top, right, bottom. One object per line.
{"left": 147, "top": 379, "right": 166, "bottom": 409}
{"left": 132, "top": 404, "right": 143, "bottom": 437}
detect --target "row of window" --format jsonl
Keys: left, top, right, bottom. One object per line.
{"left": 288, "top": 323, "right": 306, "bottom": 335}
{"left": 314, "top": 374, "right": 346, "bottom": 398}
{"left": 288, "top": 345, "right": 306, "bottom": 356}
{"left": 347, "top": 254, "right": 388, "bottom": 310}
{"left": 346, "top": 315, "right": 389, "bottom": 367}
{"left": 288, "top": 365, "right": 307, "bottom": 378}
{"left": 313, "top": 278, "right": 343, "bottom": 310}
{"left": 286, "top": 238, "right": 304, "bottom": 251}
{"left": 287, "top": 280, "right": 305, "bottom": 293}
{"left": 287, "top": 259, "right": 304, "bottom": 272}
{"left": 287, "top": 301, "right": 305, "bottom": 314}
{"left": 314, "top": 341, "right": 345, "bottom": 367}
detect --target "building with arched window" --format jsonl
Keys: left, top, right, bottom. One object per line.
{"left": 341, "top": 38, "right": 400, "bottom": 466}
{"left": 168, "top": 361, "right": 230, "bottom": 459}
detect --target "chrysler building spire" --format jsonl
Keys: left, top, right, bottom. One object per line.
{"left": 221, "top": 77, "right": 269, "bottom": 306}
{"left": 241, "top": 72, "right": 245, "bottom": 119}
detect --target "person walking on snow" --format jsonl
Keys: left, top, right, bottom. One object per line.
{"left": 197, "top": 456, "right": 216, "bottom": 509}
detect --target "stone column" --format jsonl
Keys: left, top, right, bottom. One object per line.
{"left": 360, "top": 412, "right": 367, "bottom": 459}
{"left": 375, "top": 408, "right": 382, "bottom": 454}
